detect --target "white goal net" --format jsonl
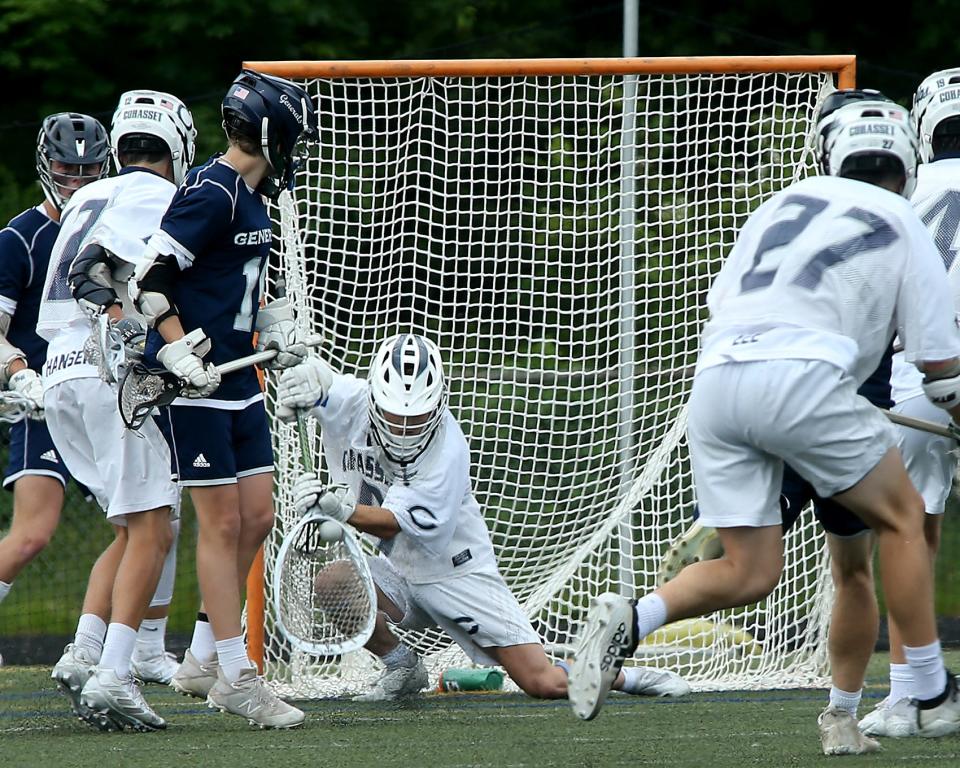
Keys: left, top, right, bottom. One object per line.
{"left": 258, "top": 60, "right": 843, "bottom": 698}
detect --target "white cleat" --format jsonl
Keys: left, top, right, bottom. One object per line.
{"left": 353, "top": 660, "right": 429, "bottom": 702}
{"left": 131, "top": 650, "right": 180, "bottom": 685}
{"left": 51, "top": 643, "right": 97, "bottom": 720}
{"left": 620, "top": 666, "right": 691, "bottom": 697}
{"left": 206, "top": 667, "right": 305, "bottom": 729}
{"left": 80, "top": 668, "right": 167, "bottom": 732}
{"left": 568, "top": 592, "right": 638, "bottom": 721}
{"left": 858, "top": 696, "right": 918, "bottom": 738}
{"left": 169, "top": 649, "right": 219, "bottom": 699}
{"left": 657, "top": 522, "right": 723, "bottom": 585}
{"left": 917, "top": 672, "right": 960, "bottom": 738}
{"left": 818, "top": 705, "right": 881, "bottom": 755}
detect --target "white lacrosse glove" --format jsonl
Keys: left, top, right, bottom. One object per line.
{"left": 318, "top": 485, "right": 357, "bottom": 524}
{"left": 293, "top": 471, "right": 327, "bottom": 517}
{"left": 255, "top": 298, "right": 307, "bottom": 370}
{"left": 157, "top": 328, "right": 221, "bottom": 398}
{"left": 8, "top": 368, "right": 45, "bottom": 417}
{"left": 277, "top": 356, "right": 334, "bottom": 422}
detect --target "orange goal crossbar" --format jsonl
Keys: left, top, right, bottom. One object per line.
{"left": 244, "top": 55, "right": 855, "bottom": 87}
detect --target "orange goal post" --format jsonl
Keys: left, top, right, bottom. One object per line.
{"left": 245, "top": 55, "right": 855, "bottom": 697}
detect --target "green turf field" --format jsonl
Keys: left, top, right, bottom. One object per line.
{"left": 2, "top": 652, "right": 959, "bottom": 767}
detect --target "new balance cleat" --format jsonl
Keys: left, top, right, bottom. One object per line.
{"left": 917, "top": 671, "right": 960, "bottom": 737}
{"left": 207, "top": 667, "right": 305, "bottom": 729}
{"left": 353, "top": 660, "right": 428, "bottom": 702}
{"left": 132, "top": 650, "right": 180, "bottom": 685}
{"left": 170, "top": 649, "right": 219, "bottom": 699}
{"left": 858, "top": 696, "right": 918, "bottom": 738}
{"left": 51, "top": 643, "right": 97, "bottom": 720}
{"left": 80, "top": 668, "right": 166, "bottom": 732}
{"left": 621, "top": 666, "right": 691, "bottom": 697}
{"left": 657, "top": 522, "right": 723, "bottom": 585}
{"left": 818, "top": 705, "right": 881, "bottom": 755}
{"left": 568, "top": 593, "right": 638, "bottom": 721}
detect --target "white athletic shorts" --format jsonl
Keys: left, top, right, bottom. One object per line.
{"left": 44, "top": 377, "right": 180, "bottom": 522}
{"left": 689, "top": 359, "right": 895, "bottom": 528}
{"left": 893, "top": 394, "right": 956, "bottom": 516}
{"left": 368, "top": 556, "right": 541, "bottom": 666}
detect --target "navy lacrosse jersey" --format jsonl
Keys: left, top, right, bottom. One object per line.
{"left": 0, "top": 205, "right": 59, "bottom": 370}
{"left": 145, "top": 156, "right": 272, "bottom": 402}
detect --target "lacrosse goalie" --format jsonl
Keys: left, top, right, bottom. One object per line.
{"left": 279, "top": 333, "right": 690, "bottom": 702}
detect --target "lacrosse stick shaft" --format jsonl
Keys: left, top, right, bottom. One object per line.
{"left": 884, "top": 409, "right": 956, "bottom": 440}
{"left": 296, "top": 409, "right": 315, "bottom": 474}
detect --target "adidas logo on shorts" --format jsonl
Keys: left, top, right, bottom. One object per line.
{"left": 192, "top": 453, "right": 211, "bottom": 469}
{"left": 40, "top": 450, "right": 58, "bottom": 463}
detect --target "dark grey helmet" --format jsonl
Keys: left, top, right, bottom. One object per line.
{"left": 36, "top": 112, "right": 111, "bottom": 211}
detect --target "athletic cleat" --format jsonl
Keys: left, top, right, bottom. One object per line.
{"left": 818, "top": 705, "right": 882, "bottom": 755}
{"left": 568, "top": 592, "right": 639, "bottom": 721}
{"left": 80, "top": 668, "right": 167, "bottom": 732}
{"left": 657, "top": 522, "right": 723, "bottom": 585}
{"left": 51, "top": 643, "right": 97, "bottom": 720}
{"left": 131, "top": 650, "right": 180, "bottom": 685}
{"left": 620, "top": 666, "right": 691, "bottom": 697}
{"left": 353, "top": 660, "right": 428, "bottom": 702}
{"left": 859, "top": 696, "right": 918, "bottom": 738}
{"left": 917, "top": 671, "right": 960, "bottom": 737}
{"left": 206, "top": 667, "right": 305, "bottom": 729}
{"left": 170, "top": 649, "right": 219, "bottom": 699}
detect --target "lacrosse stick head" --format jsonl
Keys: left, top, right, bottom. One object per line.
{"left": 83, "top": 315, "right": 147, "bottom": 384}
{"left": 0, "top": 391, "right": 36, "bottom": 424}
{"left": 118, "top": 361, "right": 181, "bottom": 430}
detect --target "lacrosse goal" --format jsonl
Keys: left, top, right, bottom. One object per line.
{"left": 246, "top": 55, "right": 856, "bottom": 697}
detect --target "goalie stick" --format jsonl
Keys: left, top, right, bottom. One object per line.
{"left": 271, "top": 408, "right": 377, "bottom": 658}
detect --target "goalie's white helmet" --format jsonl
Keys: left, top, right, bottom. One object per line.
{"left": 912, "top": 68, "right": 960, "bottom": 162}
{"left": 818, "top": 100, "right": 919, "bottom": 198}
{"left": 110, "top": 90, "right": 197, "bottom": 184}
{"left": 367, "top": 334, "right": 448, "bottom": 465}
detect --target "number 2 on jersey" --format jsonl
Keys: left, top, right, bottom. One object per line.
{"left": 740, "top": 194, "right": 898, "bottom": 294}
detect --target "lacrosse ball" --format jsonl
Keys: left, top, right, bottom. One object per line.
{"left": 319, "top": 520, "right": 343, "bottom": 542}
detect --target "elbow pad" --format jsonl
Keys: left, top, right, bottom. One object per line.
{"left": 922, "top": 363, "right": 960, "bottom": 410}
{"left": 129, "top": 247, "right": 180, "bottom": 328}
{"left": 68, "top": 243, "right": 120, "bottom": 313}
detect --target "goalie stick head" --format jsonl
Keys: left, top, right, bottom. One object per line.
{"left": 111, "top": 90, "right": 197, "bottom": 185}
{"left": 912, "top": 69, "right": 960, "bottom": 162}
{"left": 118, "top": 361, "right": 181, "bottom": 431}
{"left": 221, "top": 70, "right": 318, "bottom": 199}
{"left": 817, "top": 96, "right": 919, "bottom": 198}
{"left": 367, "top": 333, "right": 448, "bottom": 466}
{"left": 36, "top": 113, "right": 110, "bottom": 212}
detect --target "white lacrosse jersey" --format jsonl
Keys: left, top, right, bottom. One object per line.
{"left": 312, "top": 373, "right": 499, "bottom": 585}
{"left": 37, "top": 168, "right": 176, "bottom": 390}
{"left": 890, "top": 159, "right": 960, "bottom": 404}
{"left": 699, "top": 175, "right": 960, "bottom": 386}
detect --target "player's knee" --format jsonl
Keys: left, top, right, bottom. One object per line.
{"left": 11, "top": 530, "right": 52, "bottom": 563}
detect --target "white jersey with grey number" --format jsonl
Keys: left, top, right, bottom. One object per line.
{"left": 312, "top": 373, "right": 499, "bottom": 585}
{"left": 36, "top": 169, "right": 176, "bottom": 390}
{"left": 890, "top": 159, "right": 960, "bottom": 404}
{"left": 698, "top": 175, "right": 960, "bottom": 384}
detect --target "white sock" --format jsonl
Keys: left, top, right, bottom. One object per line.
{"left": 189, "top": 614, "right": 216, "bottom": 663}
{"left": 133, "top": 617, "right": 167, "bottom": 659}
{"left": 100, "top": 623, "right": 138, "bottom": 677}
{"left": 634, "top": 593, "right": 668, "bottom": 639}
{"left": 0, "top": 580, "right": 11, "bottom": 604}
{"left": 216, "top": 636, "right": 254, "bottom": 684}
{"left": 888, "top": 662, "right": 913, "bottom": 705}
{"left": 904, "top": 640, "right": 948, "bottom": 702}
{"left": 74, "top": 613, "right": 107, "bottom": 661}
{"left": 381, "top": 643, "right": 418, "bottom": 670}
{"left": 829, "top": 686, "right": 862, "bottom": 717}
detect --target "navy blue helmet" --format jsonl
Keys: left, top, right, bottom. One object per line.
{"left": 221, "top": 70, "right": 318, "bottom": 199}
{"left": 36, "top": 112, "right": 111, "bottom": 211}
